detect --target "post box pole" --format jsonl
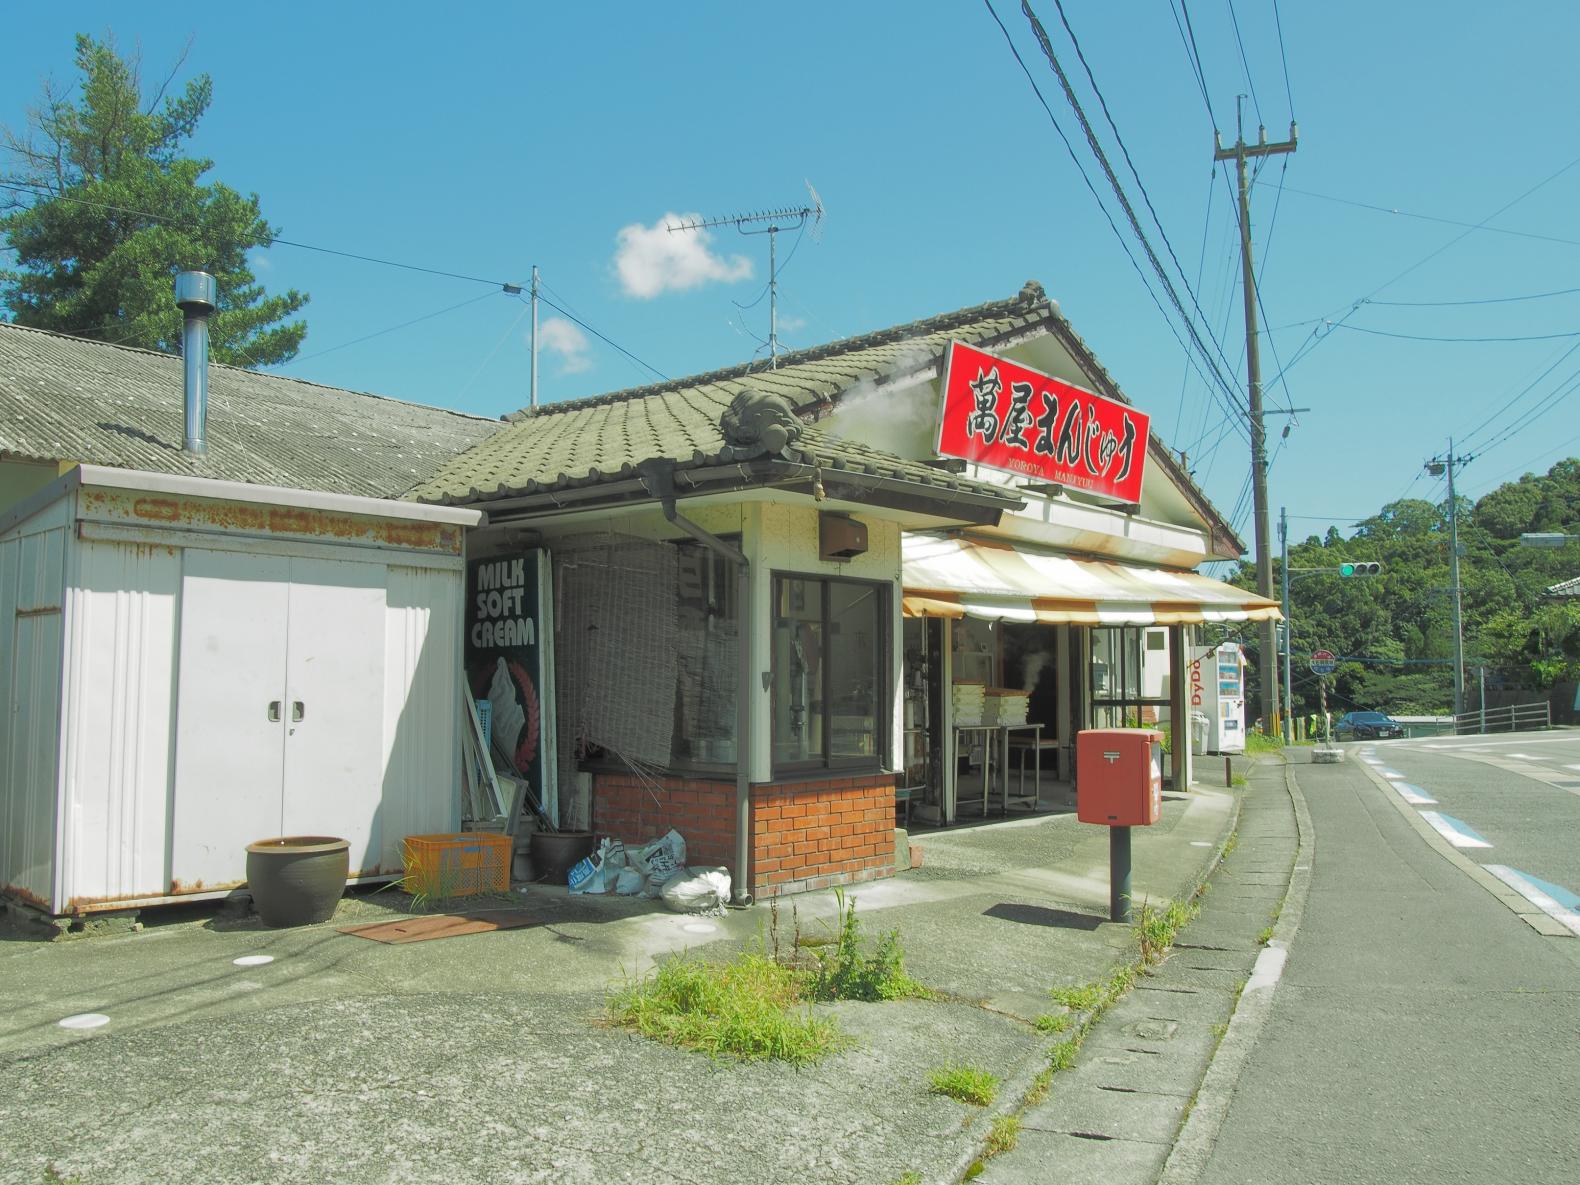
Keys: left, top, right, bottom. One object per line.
{"left": 1109, "top": 825, "right": 1132, "bottom": 923}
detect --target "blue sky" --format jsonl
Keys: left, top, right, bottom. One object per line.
{"left": 5, "top": 2, "right": 1580, "bottom": 549}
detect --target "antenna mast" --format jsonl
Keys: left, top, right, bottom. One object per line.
{"left": 669, "top": 186, "right": 823, "bottom": 369}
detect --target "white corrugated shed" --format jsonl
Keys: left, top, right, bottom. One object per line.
{"left": 0, "top": 466, "right": 480, "bottom": 915}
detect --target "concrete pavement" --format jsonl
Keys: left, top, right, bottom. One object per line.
{"left": 1, "top": 777, "right": 1246, "bottom": 1185}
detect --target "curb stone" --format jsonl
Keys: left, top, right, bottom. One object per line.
{"left": 1154, "top": 757, "right": 1313, "bottom": 1185}
{"left": 934, "top": 779, "right": 1247, "bottom": 1185}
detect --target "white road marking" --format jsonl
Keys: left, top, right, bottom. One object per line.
{"left": 233, "top": 954, "right": 274, "bottom": 967}
{"left": 1393, "top": 782, "right": 1437, "bottom": 805}
{"left": 1419, "top": 811, "right": 1493, "bottom": 849}
{"left": 1566, "top": 765, "right": 1580, "bottom": 773}
{"left": 1245, "top": 944, "right": 1288, "bottom": 994}
{"left": 1380, "top": 770, "right": 1407, "bottom": 780}
{"left": 1483, "top": 865, "right": 1580, "bottom": 937}
{"left": 58, "top": 1013, "right": 110, "bottom": 1030}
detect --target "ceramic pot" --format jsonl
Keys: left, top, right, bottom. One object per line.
{"left": 245, "top": 836, "right": 350, "bottom": 927}
{"left": 528, "top": 830, "right": 595, "bottom": 885}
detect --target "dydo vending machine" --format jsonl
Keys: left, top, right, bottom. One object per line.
{"left": 1188, "top": 642, "right": 1246, "bottom": 754}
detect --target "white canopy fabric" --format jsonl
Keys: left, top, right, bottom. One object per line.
{"left": 901, "top": 534, "right": 1281, "bottom": 625}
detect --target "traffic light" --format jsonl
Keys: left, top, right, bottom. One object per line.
{"left": 1339, "top": 561, "right": 1382, "bottom": 577}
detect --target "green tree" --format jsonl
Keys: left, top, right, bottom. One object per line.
{"left": 1, "top": 34, "right": 306, "bottom": 366}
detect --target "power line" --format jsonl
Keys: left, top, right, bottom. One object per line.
{"left": 526, "top": 292, "right": 668, "bottom": 383}
{"left": 1368, "top": 286, "right": 1580, "bottom": 308}
{"left": 1271, "top": 0, "right": 1296, "bottom": 119}
{"left": 1336, "top": 324, "right": 1580, "bottom": 344}
{"left": 1168, "top": 0, "right": 1217, "bottom": 126}
{"left": 1008, "top": 1, "right": 1250, "bottom": 438}
{"left": 291, "top": 291, "right": 499, "bottom": 362}
{"left": 1225, "top": 0, "right": 1264, "bottom": 126}
{"left": 0, "top": 180, "right": 516, "bottom": 289}
{"left": 1262, "top": 180, "right": 1580, "bottom": 251}
{"left": 982, "top": 0, "right": 1248, "bottom": 443}
{"left": 1457, "top": 339, "right": 1580, "bottom": 450}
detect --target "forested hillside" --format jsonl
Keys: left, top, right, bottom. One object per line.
{"left": 1227, "top": 459, "right": 1580, "bottom": 718}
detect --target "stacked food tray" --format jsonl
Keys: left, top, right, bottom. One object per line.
{"left": 951, "top": 680, "right": 987, "bottom": 726}
{"left": 983, "top": 688, "right": 1030, "bottom": 726}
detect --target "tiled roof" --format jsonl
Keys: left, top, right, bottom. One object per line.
{"left": 0, "top": 322, "right": 503, "bottom": 499}
{"left": 414, "top": 283, "right": 1053, "bottom": 504}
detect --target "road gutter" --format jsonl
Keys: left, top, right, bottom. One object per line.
{"left": 1155, "top": 758, "right": 1314, "bottom": 1185}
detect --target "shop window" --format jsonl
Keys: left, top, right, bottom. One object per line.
{"left": 771, "top": 574, "right": 887, "bottom": 771}
{"left": 671, "top": 539, "right": 739, "bottom": 768}
{"left": 1091, "top": 625, "right": 1174, "bottom": 741}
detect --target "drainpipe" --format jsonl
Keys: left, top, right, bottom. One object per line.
{"left": 174, "top": 271, "right": 217, "bottom": 455}
{"left": 641, "top": 462, "right": 753, "bottom": 905}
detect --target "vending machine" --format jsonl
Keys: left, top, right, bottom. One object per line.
{"left": 1187, "top": 642, "right": 1246, "bottom": 754}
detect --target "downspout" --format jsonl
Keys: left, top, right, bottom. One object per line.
{"left": 641, "top": 461, "right": 753, "bottom": 905}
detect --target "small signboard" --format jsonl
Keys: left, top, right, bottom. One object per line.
{"left": 1309, "top": 649, "right": 1337, "bottom": 675}
{"left": 936, "top": 341, "right": 1150, "bottom": 503}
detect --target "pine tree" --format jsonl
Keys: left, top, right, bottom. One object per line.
{"left": 1, "top": 34, "right": 307, "bottom": 366}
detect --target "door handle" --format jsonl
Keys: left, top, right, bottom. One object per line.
{"left": 267, "top": 701, "right": 281, "bottom": 722}
{"left": 292, "top": 701, "right": 305, "bottom": 722}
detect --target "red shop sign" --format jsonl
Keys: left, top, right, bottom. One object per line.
{"left": 935, "top": 341, "right": 1150, "bottom": 503}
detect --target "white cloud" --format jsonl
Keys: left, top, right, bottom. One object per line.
{"left": 536, "top": 316, "right": 592, "bottom": 374}
{"left": 613, "top": 212, "right": 754, "bottom": 299}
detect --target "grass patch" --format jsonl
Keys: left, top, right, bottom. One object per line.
{"left": 1257, "top": 925, "right": 1274, "bottom": 945}
{"left": 1048, "top": 1034, "right": 1082, "bottom": 1072}
{"left": 1230, "top": 772, "right": 1249, "bottom": 787}
{"left": 805, "top": 889, "right": 929, "bottom": 1002}
{"left": 1035, "top": 1012, "right": 1074, "bottom": 1034}
{"left": 1025, "top": 1065, "right": 1054, "bottom": 1106}
{"left": 985, "top": 1115, "right": 1022, "bottom": 1158}
{"left": 889, "top": 1174, "right": 921, "bottom": 1185}
{"left": 608, "top": 891, "right": 932, "bottom": 1065}
{"left": 1245, "top": 731, "right": 1285, "bottom": 754}
{"left": 1137, "top": 898, "right": 1199, "bottom": 965}
{"left": 928, "top": 1064, "right": 1000, "bottom": 1106}
{"left": 1048, "top": 981, "right": 1103, "bottom": 1012}
{"left": 608, "top": 952, "right": 845, "bottom": 1065}
{"left": 1221, "top": 829, "right": 1239, "bottom": 858}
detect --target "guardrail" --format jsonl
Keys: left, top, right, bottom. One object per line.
{"left": 1453, "top": 700, "right": 1552, "bottom": 735}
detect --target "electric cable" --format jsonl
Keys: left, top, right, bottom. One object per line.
{"left": 525, "top": 292, "right": 668, "bottom": 383}
{"left": 1226, "top": 0, "right": 1264, "bottom": 127}
{"left": 291, "top": 291, "right": 499, "bottom": 363}
{"left": 1272, "top": 0, "right": 1296, "bottom": 119}
{"left": 982, "top": 0, "right": 1249, "bottom": 443}
{"left": 1007, "top": 1, "right": 1251, "bottom": 439}
{"left": 1261, "top": 181, "right": 1580, "bottom": 251}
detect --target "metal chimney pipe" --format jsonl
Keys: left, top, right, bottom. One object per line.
{"left": 173, "top": 270, "right": 217, "bottom": 455}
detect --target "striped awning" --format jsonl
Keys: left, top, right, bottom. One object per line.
{"left": 902, "top": 534, "right": 1281, "bottom": 625}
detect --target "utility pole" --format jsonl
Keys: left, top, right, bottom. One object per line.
{"left": 1215, "top": 97, "right": 1297, "bottom": 737}
{"left": 1280, "top": 506, "right": 1293, "bottom": 743}
{"left": 1426, "top": 442, "right": 1470, "bottom": 715}
{"left": 529, "top": 265, "right": 540, "bottom": 410}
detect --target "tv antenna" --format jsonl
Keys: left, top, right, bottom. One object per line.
{"left": 668, "top": 182, "right": 823, "bottom": 369}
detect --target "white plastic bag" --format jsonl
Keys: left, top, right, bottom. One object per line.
{"left": 614, "top": 866, "right": 644, "bottom": 895}
{"left": 569, "top": 838, "right": 615, "bottom": 894}
{"left": 661, "top": 867, "right": 731, "bottom": 915}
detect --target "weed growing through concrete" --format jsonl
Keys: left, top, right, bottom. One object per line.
{"left": 1047, "top": 982, "right": 1103, "bottom": 1012}
{"left": 1025, "top": 1066, "right": 1054, "bottom": 1105}
{"left": 1257, "top": 925, "right": 1274, "bottom": 945}
{"left": 806, "top": 889, "right": 929, "bottom": 1002}
{"left": 888, "top": 1173, "right": 922, "bottom": 1185}
{"left": 928, "top": 1065, "right": 1000, "bottom": 1106}
{"left": 1048, "top": 1034, "right": 1082, "bottom": 1072}
{"left": 1137, "top": 898, "right": 1200, "bottom": 965}
{"left": 1230, "top": 772, "right": 1249, "bottom": 786}
{"left": 607, "top": 952, "right": 846, "bottom": 1065}
{"left": 1221, "top": 829, "right": 1239, "bottom": 858}
{"left": 985, "top": 1115, "right": 1022, "bottom": 1157}
{"left": 1034, "top": 1012, "right": 1074, "bottom": 1034}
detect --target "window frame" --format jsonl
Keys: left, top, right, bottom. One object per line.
{"left": 770, "top": 570, "right": 891, "bottom": 776}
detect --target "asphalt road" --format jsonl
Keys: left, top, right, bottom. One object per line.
{"left": 1192, "top": 739, "right": 1580, "bottom": 1185}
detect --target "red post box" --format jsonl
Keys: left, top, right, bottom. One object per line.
{"left": 1077, "top": 728, "right": 1163, "bottom": 827}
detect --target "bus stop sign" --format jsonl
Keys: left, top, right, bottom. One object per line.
{"left": 1309, "top": 649, "right": 1337, "bottom": 675}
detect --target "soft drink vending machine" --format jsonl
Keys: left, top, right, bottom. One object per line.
{"left": 1188, "top": 642, "right": 1246, "bottom": 754}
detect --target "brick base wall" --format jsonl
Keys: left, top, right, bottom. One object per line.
{"left": 592, "top": 770, "right": 898, "bottom": 899}
{"left": 591, "top": 773, "right": 738, "bottom": 875}
{"left": 751, "top": 773, "right": 897, "bottom": 898}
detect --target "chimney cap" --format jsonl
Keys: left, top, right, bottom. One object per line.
{"left": 174, "top": 270, "right": 217, "bottom": 312}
